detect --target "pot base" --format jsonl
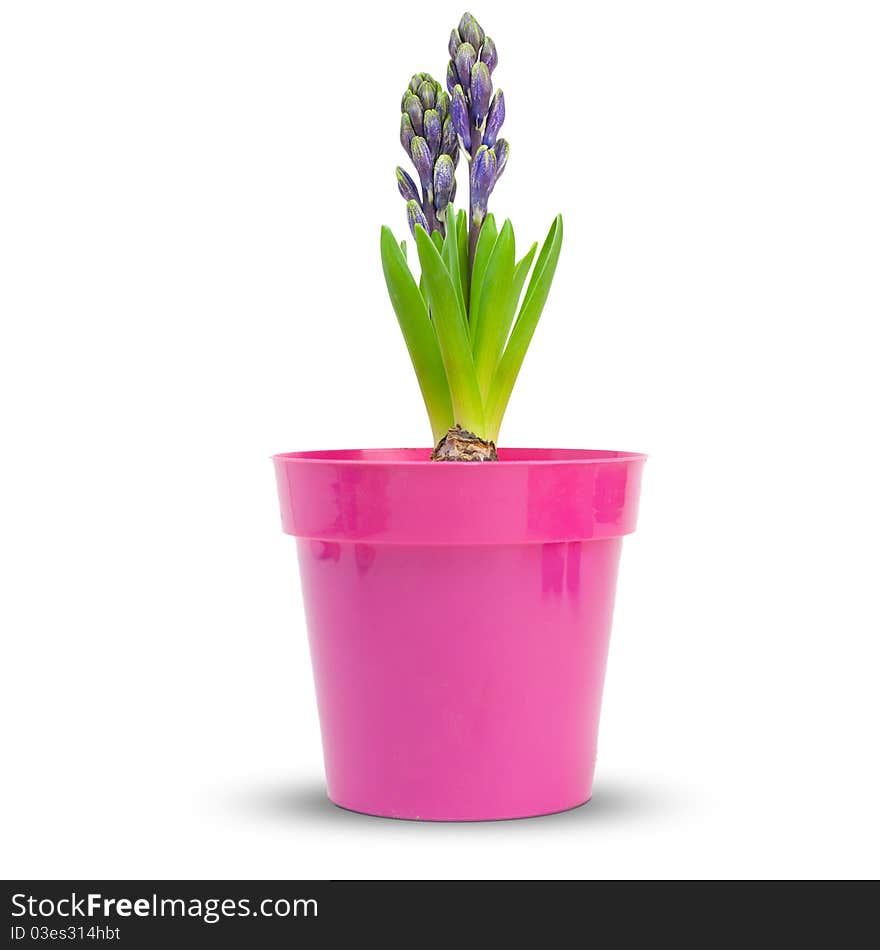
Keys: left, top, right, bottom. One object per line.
{"left": 327, "top": 794, "right": 592, "bottom": 823}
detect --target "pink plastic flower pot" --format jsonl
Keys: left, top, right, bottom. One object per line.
{"left": 273, "top": 447, "right": 645, "bottom": 821}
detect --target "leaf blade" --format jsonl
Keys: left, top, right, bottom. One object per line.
{"left": 485, "top": 215, "right": 563, "bottom": 441}
{"left": 441, "top": 204, "right": 467, "bottom": 324}
{"left": 498, "top": 241, "right": 538, "bottom": 354}
{"left": 414, "top": 225, "right": 486, "bottom": 436}
{"left": 467, "top": 214, "right": 498, "bottom": 343}
{"left": 472, "top": 218, "right": 516, "bottom": 401}
{"left": 380, "top": 226, "right": 454, "bottom": 443}
{"left": 456, "top": 208, "right": 469, "bottom": 307}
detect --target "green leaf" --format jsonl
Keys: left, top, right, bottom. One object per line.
{"left": 441, "top": 204, "right": 467, "bottom": 323}
{"left": 472, "top": 218, "right": 516, "bottom": 401}
{"left": 420, "top": 233, "right": 442, "bottom": 303}
{"left": 485, "top": 214, "right": 563, "bottom": 442}
{"left": 467, "top": 214, "right": 498, "bottom": 340}
{"left": 380, "top": 226, "right": 454, "bottom": 443}
{"left": 414, "top": 225, "right": 486, "bottom": 437}
{"left": 456, "top": 208, "right": 469, "bottom": 306}
{"left": 399, "top": 239, "right": 407, "bottom": 260}
{"left": 500, "top": 241, "right": 538, "bottom": 353}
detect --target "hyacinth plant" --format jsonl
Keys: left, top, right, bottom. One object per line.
{"left": 381, "top": 11, "right": 563, "bottom": 461}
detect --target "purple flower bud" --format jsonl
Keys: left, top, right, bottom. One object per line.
{"left": 471, "top": 144, "right": 496, "bottom": 189}
{"left": 418, "top": 80, "right": 436, "bottom": 110}
{"left": 483, "top": 89, "right": 505, "bottom": 147}
{"left": 450, "top": 85, "right": 471, "bottom": 149}
{"left": 409, "top": 74, "right": 423, "bottom": 94}
{"left": 436, "top": 90, "right": 450, "bottom": 121}
{"left": 470, "top": 62, "right": 492, "bottom": 126}
{"left": 470, "top": 144, "right": 496, "bottom": 224}
{"left": 441, "top": 115, "right": 458, "bottom": 156}
{"left": 401, "top": 78, "right": 418, "bottom": 110}
{"left": 449, "top": 28, "right": 462, "bottom": 59}
{"left": 481, "top": 36, "right": 498, "bottom": 73}
{"left": 454, "top": 43, "right": 477, "bottom": 92}
{"left": 491, "top": 139, "right": 509, "bottom": 189}
{"left": 459, "top": 13, "right": 484, "bottom": 50}
{"left": 433, "top": 154, "right": 455, "bottom": 217}
{"left": 410, "top": 136, "right": 433, "bottom": 190}
{"left": 396, "top": 166, "right": 420, "bottom": 203}
{"left": 400, "top": 113, "right": 415, "bottom": 154}
{"left": 446, "top": 61, "right": 458, "bottom": 94}
{"left": 404, "top": 94, "right": 423, "bottom": 136}
{"left": 406, "top": 199, "right": 429, "bottom": 237}
{"left": 424, "top": 109, "right": 441, "bottom": 159}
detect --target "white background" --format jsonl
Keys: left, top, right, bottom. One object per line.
{"left": 2, "top": 0, "right": 878, "bottom": 880}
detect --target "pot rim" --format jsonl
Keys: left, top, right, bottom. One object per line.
{"left": 272, "top": 447, "right": 647, "bottom": 466}
{"left": 273, "top": 448, "right": 646, "bottom": 544}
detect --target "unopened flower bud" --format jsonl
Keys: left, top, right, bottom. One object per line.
{"left": 446, "top": 61, "right": 458, "bottom": 94}
{"left": 481, "top": 36, "right": 498, "bottom": 73}
{"left": 396, "top": 166, "right": 420, "bottom": 203}
{"left": 458, "top": 12, "right": 484, "bottom": 50}
{"left": 404, "top": 94, "right": 423, "bottom": 136}
{"left": 418, "top": 80, "right": 436, "bottom": 110}
{"left": 406, "top": 199, "right": 429, "bottom": 237}
{"left": 470, "top": 144, "right": 496, "bottom": 223}
{"left": 491, "top": 138, "right": 510, "bottom": 186}
{"left": 451, "top": 84, "right": 471, "bottom": 149}
{"left": 483, "top": 89, "right": 505, "bottom": 147}
{"left": 410, "top": 136, "right": 433, "bottom": 190}
{"left": 454, "top": 43, "right": 477, "bottom": 92}
{"left": 433, "top": 154, "right": 455, "bottom": 217}
{"left": 470, "top": 62, "right": 492, "bottom": 126}
{"left": 449, "top": 28, "right": 462, "bottom": 58}
{"left": 436, "top": 90, "right": 450, "bottom": 121}
{"left": 441, "top": 115, "right": 458, "bottom": 155}
{"left": 400, "top": 113, "right": 415, "bottom": 154}
{"left": 424, "top": 109, "right": 442, "bottom": 158}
